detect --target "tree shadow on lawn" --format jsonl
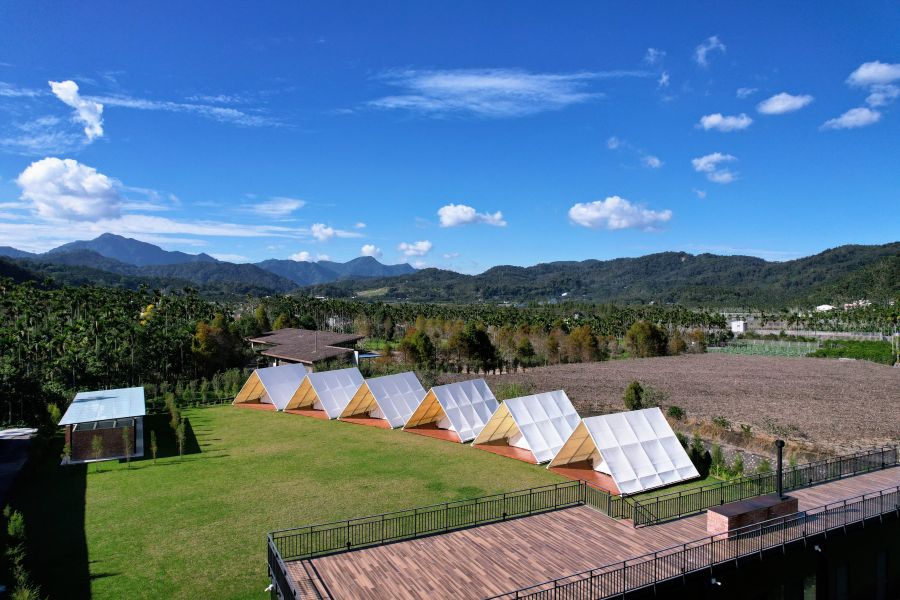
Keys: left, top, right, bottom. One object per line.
{"left": 8, "top": 435, "right": 92, "bottom": 599}
{"left": 139, "top": 414, "right": 202, "bottom": 460}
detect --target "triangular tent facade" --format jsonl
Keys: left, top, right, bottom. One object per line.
{"left": 283, "top": 367, "right": 364, "bottom": 419}
{"left": 548, "top": 407, "right": 699, "bottom": 495}
{"left": 472, "top": 390, "right": 580, "bottom": 464}
{"left": 339, "top": 372, "right": 426, "bottom": 429}
{"left": 404, "top": 379, "right": 498, "bottom": 443}
{"left": 232, "top": 364, "right": 310, "bottom": 411}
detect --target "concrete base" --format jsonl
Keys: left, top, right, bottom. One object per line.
{"left": 707, "top": 494, "right": 799, "bottom": 537}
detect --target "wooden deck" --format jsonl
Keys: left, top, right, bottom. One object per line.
{"left": 472, "top": 441, "right": 538, "bottom": 464}
{"left": 339, "top": 415, "right": 393, "bottom": 429}
{"left": 283, "top": 408, "right": 329, "bottom": 419}
{"left": 233, "top": 401, "right": 275, "bottom": 411}
{"left": 549, "top": 460, "right": 621, "bottom": 494}
{"left": 403, "top": 423, "right": 462, "bottom": 443}
{"left": 291, "top": 467, "right": 900, "bottom": 600}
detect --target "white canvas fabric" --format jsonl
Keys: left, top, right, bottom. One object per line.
{"left": 430, "top": 379, "right": 498, "bottom": 442}
{"left": 254, "top": 364, "right": 310, "bottom": 411}
{"left": 364, "top": 372, "right": 426, "bottom": 428}
{"left": 474, "top": 390, "right": 580, "bottom": 463}
{"left": 305, "top": 367, "right": 365, "bottom": 419}
{"left": 580, "top": 407, "right": 699, "bottom": 495}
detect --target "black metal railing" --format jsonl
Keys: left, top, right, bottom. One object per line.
{"left": 267, "top": 536, "right": 298, "bottom": 600}
{"left": 488, "top": 485, "right": 900, "bottom": 599}
{"left": 270, "top": 480, "right": 584, "bottom": 562}
{"left": 631, "top": 446, "right": 898, "bottom": 526}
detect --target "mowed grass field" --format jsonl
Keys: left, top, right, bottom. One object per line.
{"left": 13, "top": 406, "right": 566, "bottom": 600}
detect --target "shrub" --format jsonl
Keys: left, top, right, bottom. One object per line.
{"left": 91, "top": 435, "right": 104, "bottom": 462}
{"left": 46, "top": 403, "right": 61, "bottom": 426}
{"left": 756, "top": 458, "right": 772, "bottom": 474}
{"left": 122, "top": 427, "right": 132, "bottom": 467}
{"left": 712, "top": 416, "right": 731, "bottom": 431}
{"left": 666, "top": 405, "right": 685, "bottom": 420}
{"left": 739, "top": 424, "right": 752, "bottom": 437}
{"left": 676, "top": 431, "right": 688, "bottom": 448}
{"left": 688, "top": 433, "right": 711, "bottom": 478}
{"left": 641, "top": 385, "right": 669, "bottom": 407}
{"left": 6, "top": 509, "right": 25, "bottom": 540}
{"left": 710, "top": 444, "right": 725, "bottom": 476}
{"left": 623, "top": 380, "right": 644, "bottom": 410}
{"left": 623, "top": 320, "right": 669, "bottom": 358}
{"left": 731, "top": 453, "right": 745, "bottom": 477}
{"left": 494, "top": 381, "right": 535, "bottom": 401}
{"left": 150, "top": 430, "right": 158, "bottom": 464}
{"left": 175, "top": 420, "right": 186, "bottom": 459}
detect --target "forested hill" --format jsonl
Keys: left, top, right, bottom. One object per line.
{"left": 306, "top": 243, "right": 900, "bottom": 307}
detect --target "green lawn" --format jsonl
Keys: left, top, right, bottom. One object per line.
{"left": 11, "top": 406, "right": 725, "bottom": 599}
{"left": 13, "top": 406, "right": 565, "bottom": 600}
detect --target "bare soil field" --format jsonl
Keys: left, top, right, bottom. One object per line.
{"left": 443, "top": 354, "right": 899, "bottom": 455}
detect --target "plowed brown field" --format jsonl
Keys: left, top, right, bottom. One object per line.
{"left": 443, "top": 354, "right": 899, "bottom": 454}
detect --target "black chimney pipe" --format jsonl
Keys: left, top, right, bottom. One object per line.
{"left": 775, "top": 439, "right": 785, "bottom": 499}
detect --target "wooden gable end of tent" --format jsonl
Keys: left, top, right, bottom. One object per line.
{"left": 547, "top": 421, "right": 598, "bottom": 467}
{"left": 233, "top": 372, "right": 265, "bottom": 405}
{"left": 472, "top": 403, "right": 517, "bottom": 445}
{"left": 340, "top": 383, "right": 377, "bottom": 419}
{"left": 284, "top": 377, "right": 319, "bottom": 411}
{"left": 403, "top": 389, "right": 445, "bottom": 429}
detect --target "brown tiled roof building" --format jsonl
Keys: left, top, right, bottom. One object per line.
{"left": 248, "top": 328, "right": 364, "bottom": 367}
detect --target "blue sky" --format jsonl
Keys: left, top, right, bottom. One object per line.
{"left": 0, "top": 2, "right": 898, "bottom": 272}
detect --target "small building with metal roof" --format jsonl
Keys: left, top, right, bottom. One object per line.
{"left": 60, "top": 387, "right": 146, "bottom": 464}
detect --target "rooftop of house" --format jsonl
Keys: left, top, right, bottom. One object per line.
{"left": 248, "top": 328, "right": 364, "bottom": 365}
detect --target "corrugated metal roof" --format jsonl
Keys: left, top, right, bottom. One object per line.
{"left": 58, "top": 387, "right": 146, "bottom": 426}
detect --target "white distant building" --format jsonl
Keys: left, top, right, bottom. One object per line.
{"left": 815, "top": 304, "right": 835, "bottom": 312}
{"left": 731, "top": 320, "right": 747, "bottom": 334}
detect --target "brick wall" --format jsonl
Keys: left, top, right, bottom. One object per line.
{"left": 71, "top": 424, "right": 136, "bottom": 462}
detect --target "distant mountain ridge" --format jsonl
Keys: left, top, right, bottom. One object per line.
{"left": 0, "top": 233, "right": 417, "bottom": 290}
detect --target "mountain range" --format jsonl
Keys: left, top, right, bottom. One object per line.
{"left": 1, "top": 234, "right": 897, "bottom": 307}
{"left": 0, "top": 233, "right": 416, "bottom": 292}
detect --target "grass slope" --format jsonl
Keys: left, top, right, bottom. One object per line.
{"left": 15, "top": 407, "right": 564, "bottom": 600}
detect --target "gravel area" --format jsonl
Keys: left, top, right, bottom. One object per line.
{"left": 442, "top": 354, "right": 900, "bottom": 455}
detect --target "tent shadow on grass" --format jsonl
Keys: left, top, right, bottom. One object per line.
{"left": 9, "top": 436, "right": 90, "bottom": 599}
{"left": 139, "top": 414, "right": 201, "bottom": 460}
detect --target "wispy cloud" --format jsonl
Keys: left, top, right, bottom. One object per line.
{"left": 0, "top": 81, "right": 44, "bottom": 98}
{"left": 0, "top": 116, "right": 85, "bottom": 155}
{"left": 644, "top": 48, "right": 666, "bottom": 65}
{"left": 248, "top": 196, "right": 306, "bottom": 217}
{"left": 89, "top": 93, "right": 277, "bottom": 127}
{"left": 569, "top": 196, "right": 672, "bottom": 231}
{"left": 368, "top": 68, "right": 650, "bottom": 118}
{"left": 692, "top": 152, "right": 738, "bottom": 183}
{"left": 694, "top": 36, "right": 726, "bottom": 67}
{"left": 310, "top": 222, "right": 363, "bottom": 242}
{"left": 757, "top": 92, "right": 814, "bottom": 115}
{"left": 697, "top": 113, "right": 752, "bottom": 132}
{"left": 736, "top": 87, "right": 758, "bottom": 99}
{"left": 607, "top": 135, "right": 664, "bottom": 169}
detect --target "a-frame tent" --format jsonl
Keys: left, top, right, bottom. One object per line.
{"left": 339, "top": 371, "right": 426, "bottom": 429}
{"left": 403, "top": 378, "right": 498, "bottom": 443}
{"left": 283, "top": 367, "right": 365, "bottom": 419}
{"left": 547, "top": 407, "right": 699, "bottom": 495}
{"left": 232, "top": 363, "right": 310, "bottom": 411}
{"left": 472, "top": 390, "right": 580, "bottom": 464}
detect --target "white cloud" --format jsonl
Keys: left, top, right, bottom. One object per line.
{"left": 49, "top": 80, "right": 104, "bottom": 141}
{"left": 360, "top": 244, "right": 382, "bottom": 258}
{"left": 17, "top": 157, "right": 121, "bottom": 220}
{"left": 0, "top": 117, "right": 84, "bottom": 155}
{"left": 251, "top": 196, "right": 306, "bottom": 217}
{"left": 310, "top": 222, "right": 363, "bottom": 241}
{"left": 756, "top": 92, "right": 814, "bottom": 114}
{"left": 289, "top": 250, "right": 330, "bottom": 262}
{"left": 411, "top": 259, "right": 428, "bottom": 269}
{"left": 568, "top": 196, "right": 672, "bottom": 231}
{"left": 437, "top": 203, "right": 506, "bottom": 227}
{"left": 354, "top": 221, "right": 366, "bottom": 229}
{"left": 698, "top": 113, "right": 752, "bottom": 132}
{"left": 657, "top": 71, "right": 670, "bottom": 88}
{"left": 846, "top": 61, "right": 900, "bottom": 87}
{"left": 692, "top": 152, "right": 738, "bottom": 184}
{"left": 642, "top": 155, "right": 663, "bottom": 169}
{"left": 442, "top": 252, "right": 460, "bottom": 259}
{"left": 736, "top": 87, "right": 758, "bottom": 99}
{"left": 866, "top": 84, "right": 900, "bottom": 107}
{"left": 694, "top": 36, "right": 726, "bottom": 67}
{"left": 644, "top": 48, "right": 666, "bottom": 65}
{"left": 606, "top": 136, "right": 621, "bottom": 150}
{"left": 398, "top": 240, "right": 432, "bottom": 257}
{"left": 210, "top": 253, "right": 249, "bottom": 263}
{"left": 693, "top": 188, "right": 707, "bottom": 199}
{"left": 368, "top": 68, "right": 649, "bottom": 118}
{"left": 0, "top": 82, "right": 44, "bottom": 98}
{"left": 821, "top": 107, "right": 881, "bottom": 130}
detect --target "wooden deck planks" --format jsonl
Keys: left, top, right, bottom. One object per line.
{"left": 296, "top": 467, "right": 899, "bottom": 600}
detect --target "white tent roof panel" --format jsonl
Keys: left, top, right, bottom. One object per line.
{"left": 430, "top": 379, "right": 498, "bottom": 442}
{"left": 254, "top": 364, "right": 310, "bottom": 411}
{"left": 364, "top": 371, "right": 426, "bottom": 428}
{"left": 579, "top": 407, "right": 699, "bottom": 495}
{"left": 306, "top": 367, "right": 365, "bottom": 419}
{"left": 59, "top": 387, "right": 146, "bottom": 426}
